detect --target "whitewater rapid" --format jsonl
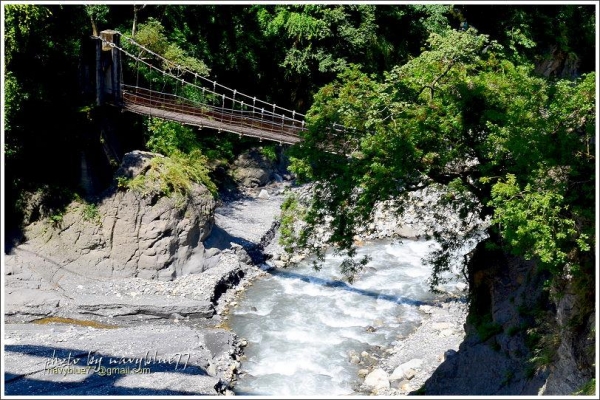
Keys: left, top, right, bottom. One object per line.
{"left": 229, "top": 239, "right": 458, "bottom": 396}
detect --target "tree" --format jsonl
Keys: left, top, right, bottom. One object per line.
{"left": 131, "top": 4, "right": 146, "bottom": 37}
{"left": 85, "top": 4, "right": 109, "bottom": 36}
{"left": 127, "top": 18, "right": 209, "bottom": 76}
{"left": 285, "top": 27, "right": 595, "bottom": 289}
{"left": 254, "top": 4, "right": 380, "bottom": 110}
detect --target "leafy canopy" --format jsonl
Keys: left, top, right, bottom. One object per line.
{"left": 286, "top": 28, "right": 595, "bottom": 288}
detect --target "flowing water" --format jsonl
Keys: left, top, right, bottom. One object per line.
{"left": 229, "top": 239, "right": 460, "bottom": 396}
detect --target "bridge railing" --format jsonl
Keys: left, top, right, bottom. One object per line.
{"left": 117, "top": 33, "right": 308, "bottom": 126}
{"left": 94, "top": 31, "right": 350, "bottom": 146}
{"left": 122, "top": 85, "right": 306, "bottom": 142}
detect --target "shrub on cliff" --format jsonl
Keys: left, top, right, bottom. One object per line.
{"left": 126, "top": 149, "right": 216, "bottom": 198}
{"left": 126, "top": 117, "right": 218, "bottom": 197}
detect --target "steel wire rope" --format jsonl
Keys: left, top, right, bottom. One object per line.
{"left": 103, "top": 39, "right": 291, "bottom": 130}
{"left": 116, "top": 32, "right": 305, "bottom": 119}
{"left": 92, "top": 35, "right": 307, "bottom": 138}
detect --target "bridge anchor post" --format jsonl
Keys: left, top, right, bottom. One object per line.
{"left": 96, "top": 30, "right": 122, "bottom": 106}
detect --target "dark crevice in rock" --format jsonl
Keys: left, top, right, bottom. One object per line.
{"left": 212, "top": 270, "right": 245, "bottom": 305}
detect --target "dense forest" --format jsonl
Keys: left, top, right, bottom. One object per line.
{"left": 3, "top": 1, "right": 597, "bottom": 329}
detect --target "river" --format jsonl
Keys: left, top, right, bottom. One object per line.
{"left": 229, "top": 239, "right": 462, "bottom": 396}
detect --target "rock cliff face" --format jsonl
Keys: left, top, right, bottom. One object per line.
{"left": 541, "top": 280, "right": 595, "bottom": 394}
{"left": 420, "top": 239, "right": 595, "bottom": 395}
{"left": 230, "top": 148, "right": 275, "bottom": 188}
{"left": 17, "top": 151, "right": 216, "bottom": 281}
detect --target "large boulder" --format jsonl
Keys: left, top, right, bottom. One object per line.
{"left": 364, "top": 368, "right": 391, "bottom": 391}
{"left": 230, "top": 148, "right": 273, "bottom": 187}
{"left": 9, "top": 151, "right": 216, "bottom": 281}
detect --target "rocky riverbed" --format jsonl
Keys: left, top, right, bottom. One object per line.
{"left": 2, "top": 152, "right": 290, "bottom": 396}
{"left": 4, "top": 151, "right": 470, "bottom": 396}
{"left": 357, "top": 297, "right": 468, "bottom": 395}
{"left": 211, "top": 185, "right": 471, "bottom": 396}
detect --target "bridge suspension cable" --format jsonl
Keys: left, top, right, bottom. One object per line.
{"left": 93, "top": 31, "right": 305, "bottom": 126}
{"left": 120, "top": 32, "right": 305, "bottom": 119}
{"left": 91, "top": 31, "right": 348, "bottom": 145}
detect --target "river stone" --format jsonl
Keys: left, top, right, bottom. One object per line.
{"left": 419, "top": 305, "right": 433, "bottom": 314}
{"left": 364, "top": 368, "right": 390, "bottom": 390}
{"left": 432, "top": 322, "right": 454, "bottom": 330}
{"left": 404, "top": 368, "right": 416, "bottom": 380}
{"left": 273, "top": 173, "right": 283, "bottom": 182}
{"left": 75, "top": 294, "right": 214, "bottom": 319}
{"left": 440, "top": 329, "right": 454, "bottom": 337}
{"left": 258, "top": 189, "right": 270, "bottom": 199}
{"left": 390, "top": 359, "right": 423, "bottom": 381}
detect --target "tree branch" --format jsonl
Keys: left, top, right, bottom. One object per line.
{"left": 416, "top": 59, "right": 456, "bottom": 101}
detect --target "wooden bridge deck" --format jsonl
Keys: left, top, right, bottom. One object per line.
{"left": 122, "top": 88, "right": 304, "bottom": 145}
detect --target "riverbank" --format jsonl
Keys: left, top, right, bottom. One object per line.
{"left": 359, "top": 293, "right": 468, "bottom": 395}
{"left": 4, "top": 177, "right": 470, "bottom": 396}
{"left": 211, "top": 185, "right": 470, "bottom": 395}
{"left": 3, "top": 176, "right": 289, "bottom": 396}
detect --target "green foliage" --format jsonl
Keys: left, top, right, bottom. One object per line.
{"left": 84, "top": 4, "right": 108, "bottom": 34}
{"left": 409, "top": 4, "right": 451, "bottom": 34}
{"left": 3, "top": 5, "right": 51, "bottom": 155}
{"left": 132, "top": 19, "right": 209, "bottom": 76}
{"left": 197, "top": 135, "right": 235, "bottom": 164}
{"left": 3, "top": 71, "right": 20, "bottom": 149}
{"left": 490, "top": 174, "right": 580, "bottom": 272}
{"left": 279, "top": 194, "right": 305, "bottom": 254}
{"left": 528, "top": 330, "right": 560, "bottom": 370}
{"left": 3, "top": 4, "right": 52, "bottom": 65}
{"left": 285, "top": 25, "right": 595, "bottom": 292}
{"left": 116, "top": 176, "right": 129, "bottom": 190}
{"left": 573, "top": 379, "right": 595, "bottom": 396}
{"left": 127, "top": 150, "right": 216, "bottom": 198}
{"left": 259, "top": 145, "right": 278, "bottom": 163}
{"left": 468, "top": 312, "right": 503, "bottom": 342}
{"left": 145, "top": 117, "right": 199, "bottom": 156}
{"left": 81, "top": 203, "right": 100, "bottom": 223}
{"left": 506, "top": 325, "right": 521, "bottom": 337}
{"left": 49, "top": 212, "right": 64, "bottom": 228}
{"left": 145, "top": 116, "right": 236, "bottom": 166}
{"left": 257, "top": 4, "right": 378, "bottom": 77}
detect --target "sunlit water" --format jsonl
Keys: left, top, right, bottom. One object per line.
{"left": 229, "top": 239, "right": 461, "bottom": 396}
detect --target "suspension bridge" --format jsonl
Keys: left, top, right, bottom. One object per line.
{"left": 92, "top": 30, "right": 324, "bottom": 145}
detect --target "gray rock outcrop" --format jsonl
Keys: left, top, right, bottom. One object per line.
{"left": 7, "top": 151, "right": 216, "bottom": 281}
{"left": 230, "top": 148, "right": 274, "bottom": 187}
{"left": 541, "top": 282, "right": 595, "bottom": 394}
{"left": 4, "top": 323, "right": 242, "bottom": 396}
{"left": 418, "top": 240, "right": 594, "bottom": 396}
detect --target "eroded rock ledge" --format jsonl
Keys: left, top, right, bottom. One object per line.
{"left": 3, "top": 150, "right": 279, "bottom": 396}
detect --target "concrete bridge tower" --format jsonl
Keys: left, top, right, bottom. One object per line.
{"left": 96, "top": 30, "right": 122, "bottom": 106}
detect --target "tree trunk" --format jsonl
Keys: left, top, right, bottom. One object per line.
{"left": 90, "top": 16, "right": 98, "bottom": 37}
{"left": 132, "top": 5, "right": 146, "bottom": 37}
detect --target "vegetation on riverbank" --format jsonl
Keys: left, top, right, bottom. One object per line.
{"left": 3, "top": 3, "right": 596, "bottom": 394}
